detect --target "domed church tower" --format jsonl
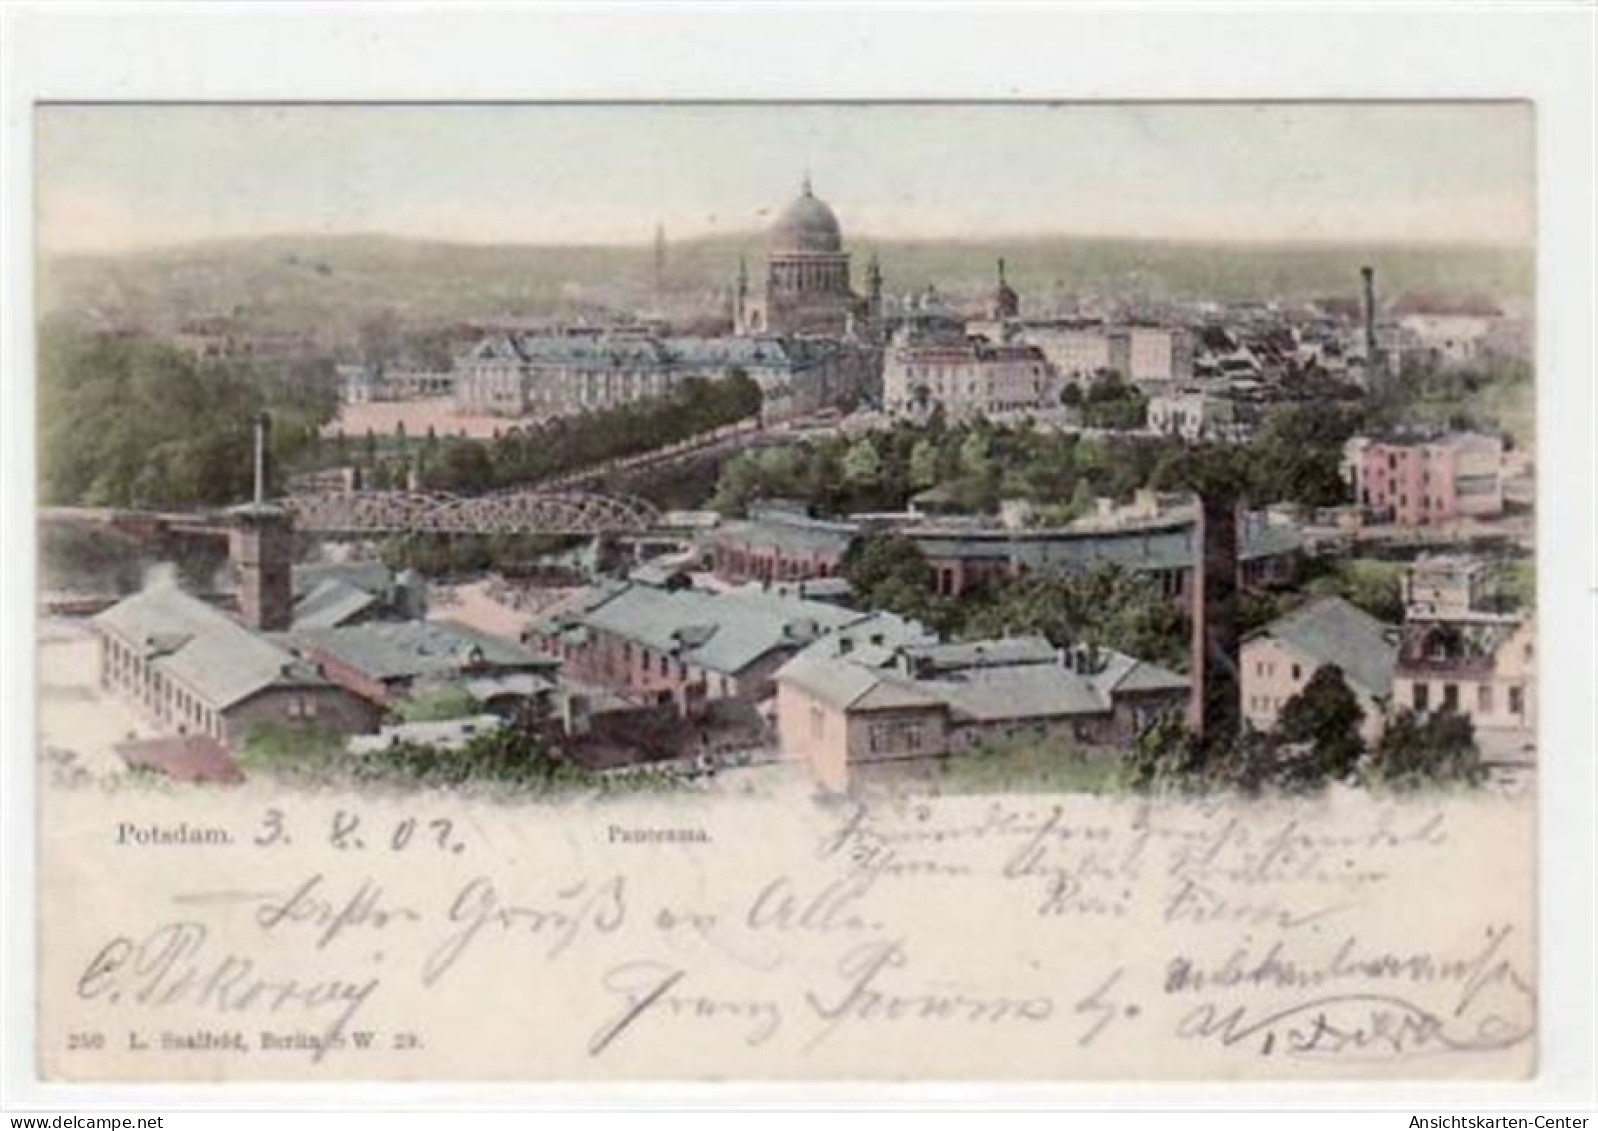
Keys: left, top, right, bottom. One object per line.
{"left": 735, "top": 176, "right": 871, "bottom": 338}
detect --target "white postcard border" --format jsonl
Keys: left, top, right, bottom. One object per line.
{"left": 2, "top": 0, "right": 1593, "bottom": 1110}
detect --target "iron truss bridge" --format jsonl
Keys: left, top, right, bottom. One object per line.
{"left": 284, "top": 490, "right": 663, "bottom": 536}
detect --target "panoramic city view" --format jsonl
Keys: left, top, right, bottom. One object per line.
{"left": 36, "top": 103, "right": 1536, "bottom": 800}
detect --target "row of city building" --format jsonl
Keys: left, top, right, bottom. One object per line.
{"left": 84, "top": 479, "right": 1533, "bottom": 790}
{"left": 328, "top": 179, "right": 1528, "bottom": 449}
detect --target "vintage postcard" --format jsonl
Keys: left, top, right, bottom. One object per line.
{"left": 30, "top": 101, "right": 1541, "bottom": 1083}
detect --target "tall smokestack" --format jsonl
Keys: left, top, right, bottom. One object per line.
{"left": 1360, "top": 265, "right": 1378, "bottom": 372}
{"left": 232, "top": 411, "right": 293, "bottom": 632}
{"left": 1188, "top": 491, "right": 1242, "bottom": 744}
{"left": 253, "top": 411, "right": 271, "bottom": 503}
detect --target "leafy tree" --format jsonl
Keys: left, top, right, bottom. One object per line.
{"left": 960, "top": 564, "right": 1187, "bottom": 669}
{"left": 433, "top": 438, "right": 495, "bottom": 491}
{"left": 959, "top": 429, "right": 994, "bottom": 479}
{"left": 709, "top": 452, "right": 763, "bottom": 516}
{"left": 908, "top": 438, "right": 941, "bottom": 490}
{"left": 1247, "top": 404, "right": 1359, "bottom": 507}
{"left": 1275, "top": 664, "right": 1366, "bottom": 786}
{"left": 841, "top": 531, "right": 937, "bottom": 623}
{"left": 37, "top": 325, "right": 333, "bottom": 508}
{"left": 1365, "top": 708, "right": 1485, "bottom": 790}
{"left": 1306, "top": 559, "right": 1405, "bottom": 623}
{"left": 841, "top": 437, "right": 883, "bottom": 487}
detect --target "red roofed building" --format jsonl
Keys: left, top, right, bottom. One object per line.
{"left": 115, "top": 734, "right": 245, "bottom": 784}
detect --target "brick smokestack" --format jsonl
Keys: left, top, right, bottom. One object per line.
{"left": 1361, "top": 265, "right": 1378, "bottom": 373}
{"left": 230, "top": 412, "right": 294, "bottom": 632}
{"left": 1188, "top": 490, "right": 1242, "bottom": 743}
{"left": 252, "top": 411, "right": 271, "bottom": 502}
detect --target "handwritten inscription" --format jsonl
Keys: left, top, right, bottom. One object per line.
{"left": 51, "top": 790, "right": 1535, "bottom": 1079}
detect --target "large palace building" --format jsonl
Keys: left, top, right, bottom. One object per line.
{"left": 734, "top": 176, "right": 881, "bottom": 338}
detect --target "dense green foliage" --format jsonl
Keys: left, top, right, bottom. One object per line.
{"left": 1235, "top": 557, "right": 1406, "bottom": 637}
{"left": 1073, "top": 371, "right": 1149, "bottom": 430}
{"left": 1366, "top": 355, "right": 1534, "bottom": 450}
{"left": 959, "top": 566, "right": 1188, "bottom": 669}
{"left": 1274, "top": 665, "right": 1367, "bottom": 787}
{"left": 840, "top": 531, "right": 938, "bottom": 620}
{"left": 713, "top": 402, "right": 1357, "bottom": 523}
{"left": 714, "top": 419, "right": 1176, "bottom": 518}
{"left": 841, "top": 531, "right": 1188, "bottom": 666}
{"left": 238, "top": 721, "right": 348, "bottom": 781}
{"left": 1365, "top": 708, "right": 1486, "bottom": 791}
{"left": 1120, "top": 699, "right": 1484, "bottom": 796}
{"left": 1148, "top": 403, "right": 1362, "bottom": 508}
{"left": 344, "top": 721, "right": 585, "bottom": 790}
{"left": 241, "top": 712, "right": 686, "bottom": 795}
{"left": 38, "top": 323, "right": 336, "bottom": 508}
{"left": 1493, "top": 559, "right": 1535, "bottom": 614}
{"left": 394, "top": 683, "right": 481, "bottom": 723}
{"left": 936, "top": 736, "right": 1120, "bottom": 795}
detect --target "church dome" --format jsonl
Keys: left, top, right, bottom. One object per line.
{"left": 769, "top": 178, "right": 843, "bottom": 254}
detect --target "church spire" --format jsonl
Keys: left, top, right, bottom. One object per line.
{"left": 801, "top": 170, "right": 813, "bottom": 197}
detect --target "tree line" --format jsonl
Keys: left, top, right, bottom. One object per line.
{"left": 38, "top": 322, "right": 337, "bottom": 508}
{"left": 712, "top": 402, "right": 1359, "bottom": 522}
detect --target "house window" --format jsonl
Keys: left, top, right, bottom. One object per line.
{"left": 1442, "top": 683, "right": 1459, "bottom": 712}
{"left": 1413, "top": 682, "right": 1430, "bottom": 711}
{"left": 1509, "top": 686, "right": 1524, "bottom": 717}
{"left": 868, "top": 721, "right": 924, "bottom": 754}
{"left": 1478, "top": 684, "right": 1493, "bottom": 713}
{"left": 1291, "top": 663, "right": 1302, "bottom": 682}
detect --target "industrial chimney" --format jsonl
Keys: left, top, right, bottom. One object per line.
{"left": 1187, "top": 490, "right": 1242, "bottom": 743}
{"left": 1360, "top": 265, "right": 1379, "bottom": 376}
{"left": 229, "top": 412, "right": 294, "bottom": 632}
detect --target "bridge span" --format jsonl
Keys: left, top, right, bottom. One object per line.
{"left": 42, "top": 489, "right": 664, "bottom": 540}
{"left": 284, "top": 489, "right": 662, "bottom": 536}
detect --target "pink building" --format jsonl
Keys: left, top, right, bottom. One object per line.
{"left": 1343, "top": 433, "right": 1504, "bottom": 527}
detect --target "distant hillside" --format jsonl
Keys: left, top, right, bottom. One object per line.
{"left": 39, "top": 231, "right": 1534, "bottom": 347}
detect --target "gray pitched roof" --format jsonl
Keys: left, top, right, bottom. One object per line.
{"left": 293, "top": 578, "right": 379, "bottom": 630}
{"left": 1258, "top": 596, "right": 1398, "bottom": 698}
{"left": 715, "top": 516, "right": 856, "bottom": 557}
{"left": 776, "top": 633, "right": 1187, "bottom": 723}
{"left": 292, "top": 561, "right": 395, "bottom": 599}
{"left": 292, "top": 620, "right": 552, "bottom": 683}
{"left": 93, "top": 583, "right": 326, "bottom": 710}
{"left": 554, "top": 581, "right": 869, "bottom": 676}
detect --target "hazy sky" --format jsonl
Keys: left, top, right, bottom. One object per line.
{"left": 36, "top": 103, "right": 1534, "bottom": 253}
